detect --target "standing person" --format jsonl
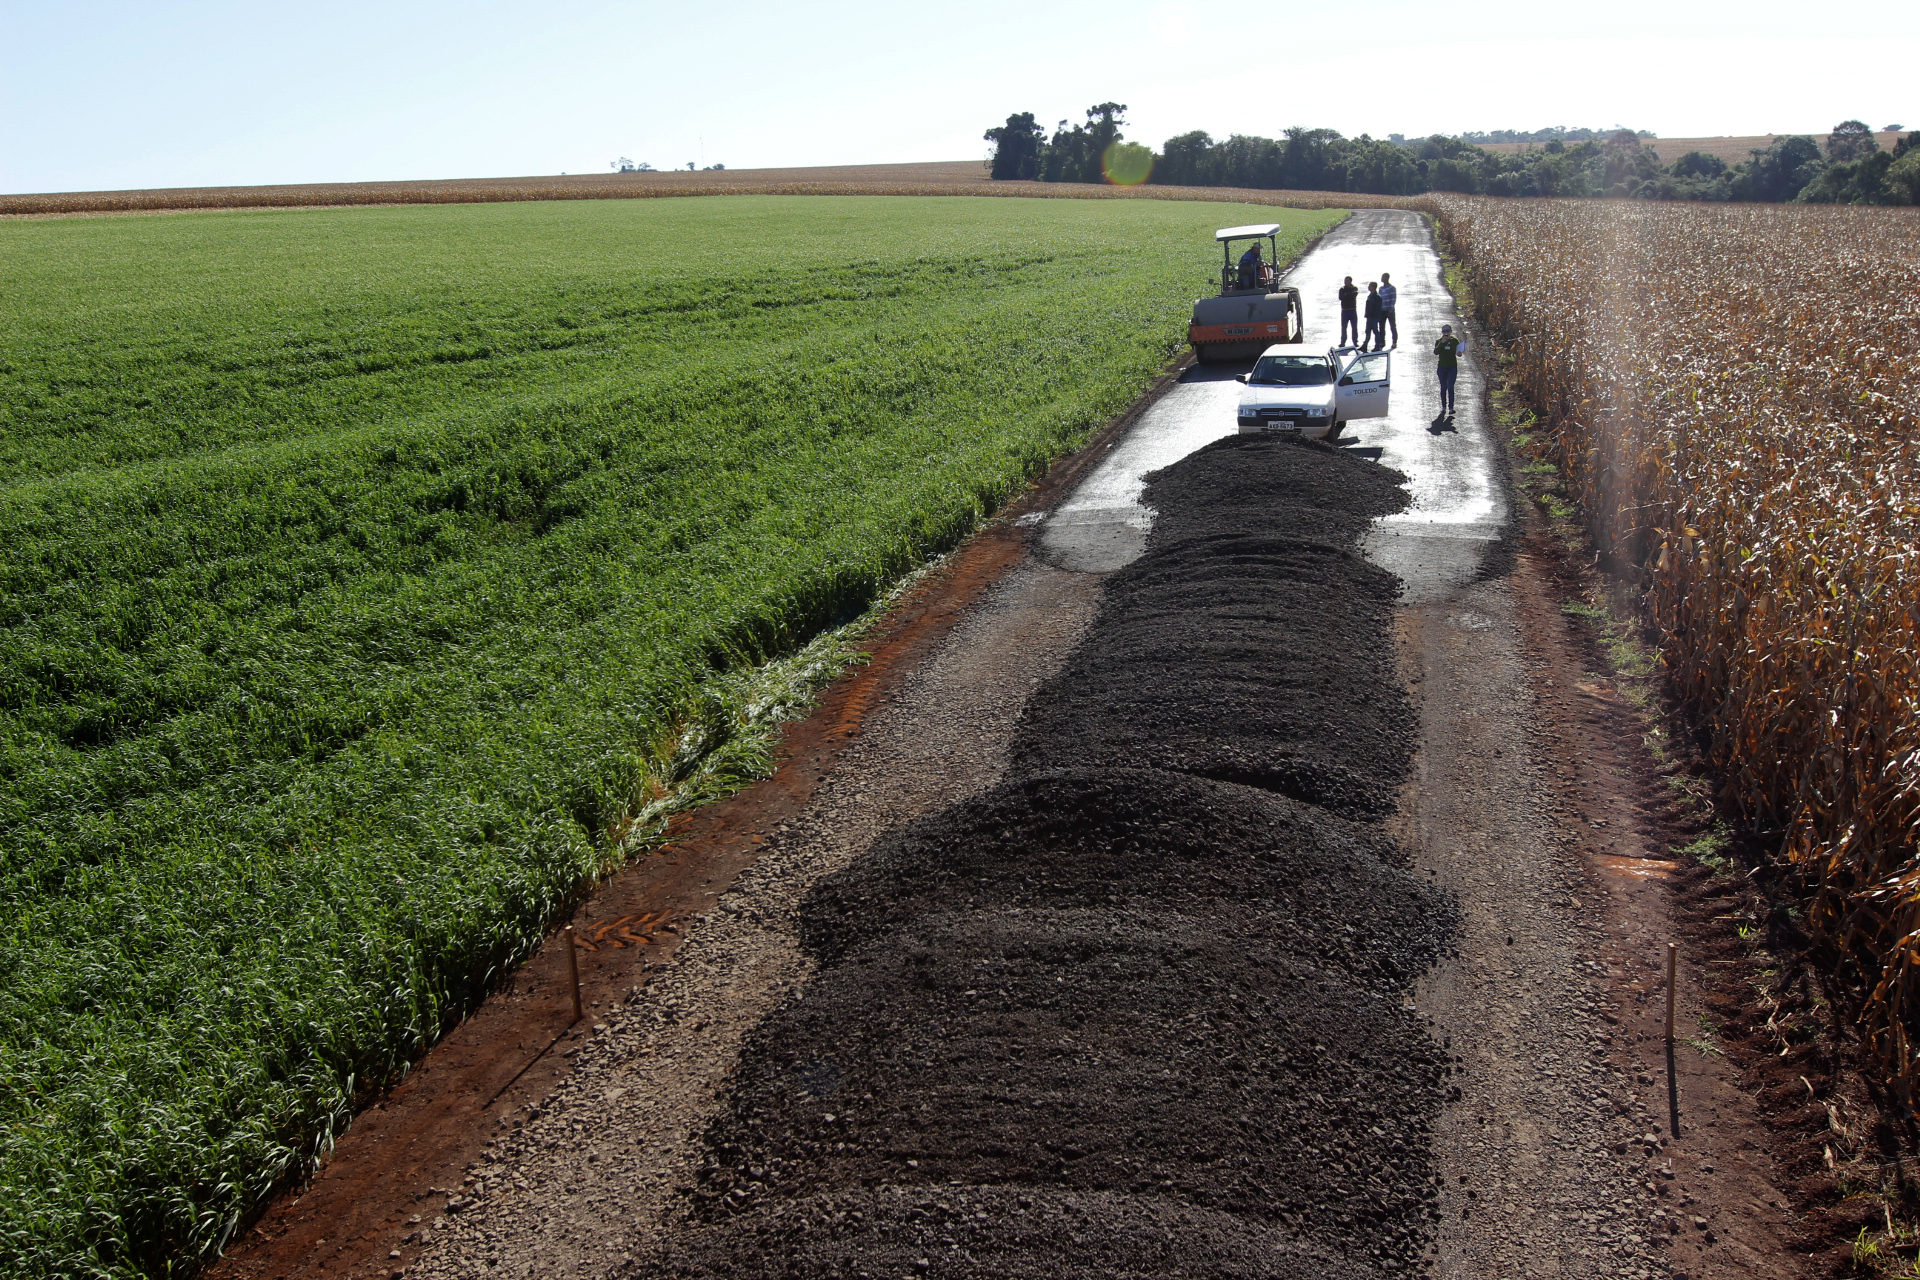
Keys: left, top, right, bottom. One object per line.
{"left": 1434, "top": 323, "right": 1462, "bottom": 416}
{"left": 1337, "top": 275, "right": 1360, "bottom": 346}
{"left": 1362, "top": 281, "right": 1385, "bottom": 351}
{"left": 1237, "top": 241, "right": 1264, "bottom": 289}
{"left": 1378, "top": 272, "right": 1399, "bottom": 348}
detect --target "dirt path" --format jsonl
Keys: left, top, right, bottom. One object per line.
{"left": 1401, "top": 518, "right": 1808, "bottom": 1280}
{"left": 211, "top": 211, "right": 1813, "bottom": 1280}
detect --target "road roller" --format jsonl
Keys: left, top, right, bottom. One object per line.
{"left": 1187, "top": 223, "right": 1304, "bottom": 364}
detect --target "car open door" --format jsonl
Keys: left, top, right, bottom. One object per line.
{"left": 1335, "top": 350, "right": 1391, "bottom": 421}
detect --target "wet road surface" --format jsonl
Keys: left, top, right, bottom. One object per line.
{"left": 1037, "top": 362, "right": 1245, "bottom": 572}
{"left": 1039, "top": 208, "right": 1505, "bottom": 600}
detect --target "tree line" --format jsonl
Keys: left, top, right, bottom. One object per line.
{"left": 985, "top": 107, "right": 1920, "bottom": 205}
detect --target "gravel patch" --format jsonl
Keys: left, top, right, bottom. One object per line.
{"left": 801, "top": 766, "right": 1451, "bottom": 986}
{"left": 1406, "top": 575, "right": 1688, "bottom": 1279}
{"left": 643, "top": 1186, "right": 1376, "bottom": 1280}
{"left": 1144, "top": 433, "right": 1409, "bottom": 546}
{"left": 683, "top": 909, "right": 1443, "bottom": 1256}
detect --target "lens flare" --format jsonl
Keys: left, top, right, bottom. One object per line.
{"left": 1102, "top": 142, "right": 1155, "bottom": 186}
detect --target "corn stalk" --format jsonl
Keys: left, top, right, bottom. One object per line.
{"left": 1430, "top": 195, "right": 1920, "bottom": 1094}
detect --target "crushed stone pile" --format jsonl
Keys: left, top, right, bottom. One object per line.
{"left": 1143, "top": 433, "right": 1408, "bottom": 546}
{"left": 628, "top": 434, "right": 1455, "bottom": 1280}
{"left": 687, "top": 911, "right": 1443, "bottom": 1251}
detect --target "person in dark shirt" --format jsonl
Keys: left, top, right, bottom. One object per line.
{"left": 1338, "top": 276, "right": 1359, "bottom": 346}
{"left": 1434, "top": 323, "right": 1462, "bottom": 415}
{"left": 1237, "top": 242, "right": 1264, "bottom": 289}
{"left": 1362, "top": 281, "right": 1385, "bottom": 351}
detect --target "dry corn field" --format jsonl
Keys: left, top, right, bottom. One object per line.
{"left": 0, "top": 163, "right": 1408, "bottom": 217}
{"left": 1431, "top": 195, "right": 1920, "bottom": 1090}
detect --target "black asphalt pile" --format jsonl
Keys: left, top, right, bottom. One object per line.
{"left": 630, "top": 433, "right": 1454, "bottom": 1280}
{"left": 1143, "top": 433, "right": 1408, "bottom": 545}
{"left": 800, "top": 767, "right": 1452, "bottom": 987}
{"left": 682, "top": 911, "right": 1443, "bottom": 1257}
{"left": 1012, "top": 438, "right": 1415, "bottom": 816}
{"left": 645, "top": 1187, "right": 1375, "bottom": 1280}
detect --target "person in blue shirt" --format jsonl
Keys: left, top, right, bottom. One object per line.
{"left": 1237, "top": 242, "right": 1264, "bottom": 289}
{"left": 1378, "top": 272, "right": 1399, "bottom": 348}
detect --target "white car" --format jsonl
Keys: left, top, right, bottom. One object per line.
{"left": 1235, "top": 346, "right": 1391, "bottom": 439}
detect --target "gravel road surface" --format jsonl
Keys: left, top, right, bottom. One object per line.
{"left": 394, "top": 209, "right": 1701, "bottom": 1280}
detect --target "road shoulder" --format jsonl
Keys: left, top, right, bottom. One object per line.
{"left": 1406, "top": 476, "right": 1808, "bottom": 1280}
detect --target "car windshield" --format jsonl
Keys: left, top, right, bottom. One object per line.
{"left": 1249, "top": 356, "right": 1332, "bottom": 386}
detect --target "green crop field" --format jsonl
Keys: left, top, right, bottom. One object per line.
{"left": 0, "top": 194, "right": 1342, "bottom": 1276}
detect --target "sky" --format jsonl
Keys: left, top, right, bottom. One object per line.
{"left": 4, "top": 0, "right": 1915, "bottom": 194}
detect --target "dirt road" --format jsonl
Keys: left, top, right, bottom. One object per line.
{"left": 218, "top": 210, "right": 1804, "bottom": 1280}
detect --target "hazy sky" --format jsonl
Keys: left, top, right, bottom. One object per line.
{"left": 5, "top": 0, "right": 1914, "bottom": 194}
